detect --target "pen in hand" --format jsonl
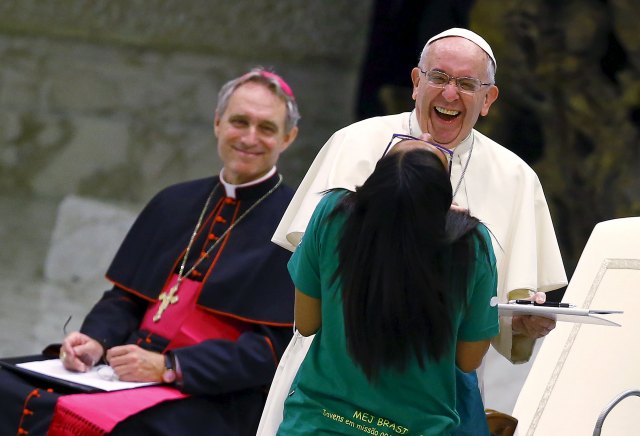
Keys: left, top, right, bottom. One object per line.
{"left": 509, "top": 300, "right": 575, "bottom": 308}
{"left": 78, "top": 352, "right": 96, "bottom": 369}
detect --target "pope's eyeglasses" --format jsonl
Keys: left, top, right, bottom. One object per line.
{"left": 418, "top": 68, "right": 492, "bottom": 94}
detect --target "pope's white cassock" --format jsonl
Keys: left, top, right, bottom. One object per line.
{"left": 258, "top": 110, "right": 567, "bottom": 435}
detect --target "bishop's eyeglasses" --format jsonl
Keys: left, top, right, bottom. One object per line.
{"left": 382, "top": 133, "right": 453, "bottom": 176}
{"left": 418, "top": 68, "right": 492, "bottom": 94}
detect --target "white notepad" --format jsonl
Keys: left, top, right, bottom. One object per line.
{"left": 497, "top": 303, "right": 623, "bottom": 327}
{"left": 17, "top": 359, "right": 158, "bottom": 392}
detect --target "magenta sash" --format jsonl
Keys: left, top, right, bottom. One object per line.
{"left": 140, "top": 274, "right": 248, "bottom": 347}
{"left": 48, "top": 387, "right": 187, "bottom": 435}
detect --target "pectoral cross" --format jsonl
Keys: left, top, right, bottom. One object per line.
{"left": 153, "top": 283, "right": 180, "bottom": 322}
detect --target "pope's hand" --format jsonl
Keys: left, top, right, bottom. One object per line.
{"left": 512, "top": 292, "right": 556, "bottom": 338}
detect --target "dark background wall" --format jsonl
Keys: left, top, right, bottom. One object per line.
{"left": 475, "top": 0, "right": 640, "bottom": 277}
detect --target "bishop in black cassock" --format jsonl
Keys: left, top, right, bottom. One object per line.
{"left": 0, "top": 171, "right": 295, "bottom": 435}
{"left": 0, "top": 66, "right": 300, "bottom": 436}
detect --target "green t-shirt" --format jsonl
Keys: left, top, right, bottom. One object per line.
{"left": 278, "top": 190, "right": 499, "bottom": 436}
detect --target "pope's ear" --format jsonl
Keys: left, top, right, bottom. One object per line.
{"left": 480, "top": 85, "right": 499, "bottom": 117}
{"left": 411, "top": 68, "right": 421, "bottom": 99}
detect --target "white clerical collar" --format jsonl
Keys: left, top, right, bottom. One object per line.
{"left": 219, "top": 167, "right": 277, "bottom": 198}
{"left": 408, "top": 110, "right": 420, "bottom": 137}
{"left": 452, "top": 132, "right": 474, "bottom": 156}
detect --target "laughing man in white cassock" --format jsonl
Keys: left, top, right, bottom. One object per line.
{"left": 260, "top": 28, "right": 567, "bottom": 435}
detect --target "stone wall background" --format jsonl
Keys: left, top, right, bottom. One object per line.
{"left": 0, "top": 0, "right": 373, "bottom": 203}
{"left": 0, "top": 0, "right": 375, "bottom": 377}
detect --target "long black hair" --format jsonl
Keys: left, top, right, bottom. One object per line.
{"left": 328, "top": 145, "right": 490, "bottom": 381}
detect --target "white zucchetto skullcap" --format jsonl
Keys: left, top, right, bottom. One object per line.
{"left": 426, "top": 28, "right": 497, "bottom": 71}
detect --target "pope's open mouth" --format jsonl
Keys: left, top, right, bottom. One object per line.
{"left": 434, "top": 106, "right": 460, "bottom": 121}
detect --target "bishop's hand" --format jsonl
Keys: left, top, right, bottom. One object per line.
{"left": 106, "top": 344, "right": 165, "bottom": 383}
{"left": 60, "top": 331, "right": 104, "bottom": 372}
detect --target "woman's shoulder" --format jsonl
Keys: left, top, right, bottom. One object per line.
{"left": 305, "top": 189, "right": 351, "bottom": 233}
{"left": 475, "top": 222, "right": 492, "bottom": 241}
{"left": 447, "top": 214, "right": 495, "bottom": 263}
{"left": 317, "top": 188, "right": 351, "bottom": 213}
{"left": 473, "top": 222, "right": 497, "bottom": 266}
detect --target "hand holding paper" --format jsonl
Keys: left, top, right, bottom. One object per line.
{"left": 60, "top": 332, "right": 104, "bottom": 373}
{"left": 497, "top": 302, "right": 623, "bottom": 327}
{"left": 503, "top": 291, "right": 557, "bottom": 338}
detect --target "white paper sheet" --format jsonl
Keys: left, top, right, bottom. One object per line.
{"left": 497, "top": 304, "right": 623, "bottom": 327}
{"left": 17, "top": 359, "right": 158, "bottom": 392}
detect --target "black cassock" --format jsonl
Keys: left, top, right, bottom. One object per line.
{"left": 0, "top": 172, "right": 295, "bottom": 435}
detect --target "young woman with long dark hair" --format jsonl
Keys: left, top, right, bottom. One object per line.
{"left": 277, "top": 140, "right": 499, "bottom": 435}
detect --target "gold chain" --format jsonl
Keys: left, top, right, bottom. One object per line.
{"left": 153, "top": 174, "right": 283, "bottom": 322}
